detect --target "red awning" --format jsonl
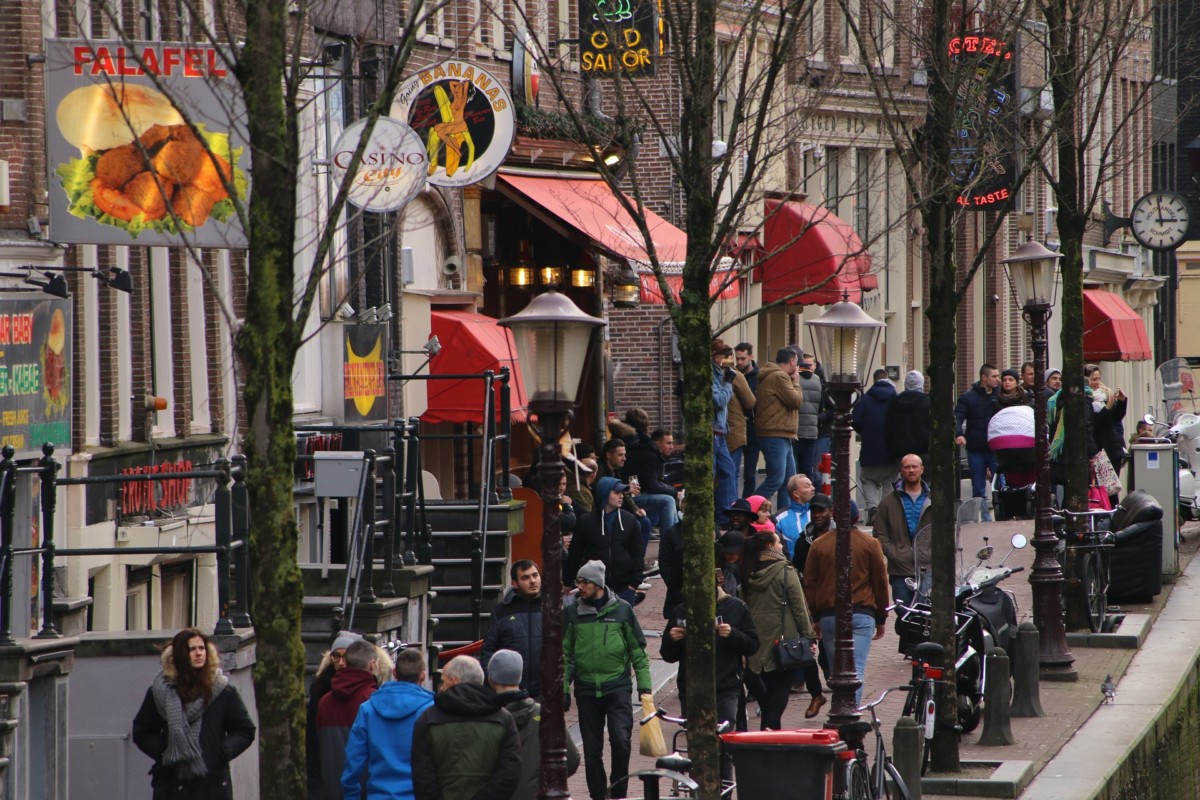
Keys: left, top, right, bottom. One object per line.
{"left": 756, "top": 198, "right": 874, "bottom": 305}
{"left": 422, "top": 309, "right": 528, "bottom": 425}
{"left": 639, "top": 270, "right": 741, "bottom": 304}
{"left": 1082, "top": 289, "right": 1152, "bottom": 362}
{"left": 497, "top": 173, "right": 688, "bottom": 264}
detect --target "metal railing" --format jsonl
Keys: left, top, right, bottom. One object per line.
{"left": 0, "top": 444, "right": 252, "bottom": 643}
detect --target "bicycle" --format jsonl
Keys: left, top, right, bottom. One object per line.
{"left": 899, "top": 641, "right": 943, "bottom": 775}
{"left": 1050, "top": 506, "right": 1117, "bottom": 632}
{"left": 619, "top": 709, "right": 735, "bottom": 800}
{"left": 836, "top": 686, "right": 915, "bottom": 800}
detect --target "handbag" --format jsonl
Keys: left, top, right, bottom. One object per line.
{"left": 1088, "top": 485, "right": 1113, "bottom": 510}
{"left": 773, "top": 569, "right": 815, "bottom": 670}
{"left": 1092, "top": 450, "right": 1122, "bottom": 495}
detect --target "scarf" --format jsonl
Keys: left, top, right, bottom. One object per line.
{"left": 151, "top": 669, "right": 228, "bottom": 781}
{"left": 997, "top": 387, "right": 1026, "bottom": 408}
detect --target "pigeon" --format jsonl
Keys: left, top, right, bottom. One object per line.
{"left": 1101, "top": 674, "right": 1116, "bottom": 703}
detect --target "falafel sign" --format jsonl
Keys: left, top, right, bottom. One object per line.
{"left": 391, "top": 61, "right": 514, "bottom": 188}
{"left": 0, "top": 298, "right": 71, "bottom": 459}
{"left": 45, "top": 39, "right": 249, "bottom": 247}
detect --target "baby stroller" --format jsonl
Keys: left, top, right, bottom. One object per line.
{"left": 989, "top": 406, "right": 1036, "bottom": 520}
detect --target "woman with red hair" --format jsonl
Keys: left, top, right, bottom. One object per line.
{"left": 133, "top": 628, "right": 256, "bottom": 798}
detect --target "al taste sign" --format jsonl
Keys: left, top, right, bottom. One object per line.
{"left": 0, "top": 298, "right": 72, "bottom": 459}
{"left": 580, "top": 0, "right": 661, "bottom": 76}
{"left": 392, "top": 61, "right": 515, "bottom": 188}
{"left": 944, "top": 34, "right": 1017, "bottom": 210}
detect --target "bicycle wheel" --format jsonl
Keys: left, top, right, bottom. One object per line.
{"left": 846, "top": 758, "right": 871, "bottom": 800}
{"left": 884, "top": 759, "right": 914, "bottom": 800}
{"left": 1082, "top": 551, "right": 1107, "bottom": 633}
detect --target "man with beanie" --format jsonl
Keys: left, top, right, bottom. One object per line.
{"left": 309, "top": 630, "right": 364, "bottom": 797}
{"left": 565, "top": 560, "right": 652, "bottom": 800}
{"left": 754, "top": 347, "right": 804, "bottom": 509}
{"left": 318, "top": 639, "right": 379, "bottom": 798}
{"left": 885, "top": 371, "right": 931, "bottom": 465}
{"left": 566, "top": 476, "right": 645, "bottom": 604}
{"left": 341, "top": 648, "right": 435, "bottom": 800}
{"left": 793, "top": 353, "right": 825, "bottom": 483}
{"left": 488, "top": 650, "right": 580, "bottom": 800}
{"left": 481, "top": 560, "right": 543, "bottom": 699}
{"left": 852, "top": 369, "right": 899, "bottom": 523}
{"left": 412, "top": 655, "right": 521, "bottom": 800}
{"left": 661, "top": 569, "right": 759, "bottom": 778}
{"left": 955, "top": 363, "right": 1001, "bottom": 521}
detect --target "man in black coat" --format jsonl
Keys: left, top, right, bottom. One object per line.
{"left": 955, "top": 363, "right": 1001, "bottom": 521}
{"left": 566, "top": 476, "right": 646, "bottom": 604}
{"left": 623, "top": 426, "right": 682, "bottom": 538}
{"left": 480, "top": 559, "right": 543, "bottom": 699}
{"left": 735, "top": 342, "right": 761, "bottom": 496}
{"left": 886, "top": 370, "right": 931, "bottom": 465}
{"left": 661, "top": 572, "right": 759, "bottom": 778}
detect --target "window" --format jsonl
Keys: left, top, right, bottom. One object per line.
{"left": 855, "top": 149, "right": 871, "bottom": 239}
{"left": 160, "top": 562, "right": 195, "bottom": 630}
{"left": 716, "top": 40, "right": 735, "bottom": 140}
{"left": 127, "top": 566, "right": 152, "bottom": 631}
{"left": 824, "top": 147, "right": 841, "bottom": 213}
{"left": 841, "top": 0, "right": 860, "bottom": 63}
{"left": 869, "top": 0, "right": 895, "bottom": 68}
{"left": 140, "top": 0, "right": 159, "bottom": 40}
{"left": 807, "top": 0, "right": 826, "bottom": 60}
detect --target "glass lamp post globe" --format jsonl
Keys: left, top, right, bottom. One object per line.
{"left": 805, "top": 299, "right": 885, "bottom": 385}
{"left": 1002, "top": 240, "right": 1062, "bottom": 309}
{"left": 499, "top": 290, "right": 606, "bottom": 413}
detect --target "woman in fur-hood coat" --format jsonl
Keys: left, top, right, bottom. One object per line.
{"left": 132, "top": 628, "right": 257, "bottom": 800}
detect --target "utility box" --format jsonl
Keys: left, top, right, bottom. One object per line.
{"left": 314, "top": 451, "right": 367, "bottom": 497}
{"left": 1130, "top": 442, "right": 1179, "bottom": 577}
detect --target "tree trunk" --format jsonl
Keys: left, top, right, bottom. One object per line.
{"left": 678, "top": 0, "right": 720, "bottom": 792}
{"left": 236, "top": 2, "right": 308, "bottom": 793}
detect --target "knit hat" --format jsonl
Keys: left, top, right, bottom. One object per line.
{"left": 904, "top": 370, "right": 925, "bottom": 392}
{"left": 332, "top": 631, "right": 363, "bottom": 652}
{"left": 849, "top": 499, "right": 861, "bottom": 525}
{"left": 745, "top": 495, "right": 768, "bottom": 514}
{"left": 576, "top": 559, "right": 607, "bottom": 587}
{"left": 1045, "top": 368, "right": 1061, "bottom": 381}
{"left": 488, "top": 649, "right": 524, "bottom": 686}
{"left": 810, "top": 493, "right": 833, "bottom": 509}
{"left": 1001, "top": 368, "right": 1020, "bottom": 381}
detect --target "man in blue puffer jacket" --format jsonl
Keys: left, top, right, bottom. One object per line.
{"left": 851, "top": 370, "right": 898, "bottom": 524}
{"left": 954, "top": 363, "right": 1001, "bottom": 521}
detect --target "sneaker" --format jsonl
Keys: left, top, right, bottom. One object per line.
{"left": 638, "top": 582, "right": 652, "bottom": 590}
{"left": 648, "top": 532, "right": 661, "bottom": 541}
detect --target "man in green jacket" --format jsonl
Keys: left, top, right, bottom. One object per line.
{"left": 565, "top": 560, "right": 652, "bottom": 800}
{"left": 411, "top": 655, "right": 520, "bottom": 800}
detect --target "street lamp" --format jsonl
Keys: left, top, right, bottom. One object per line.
{"left": 1001, "top": 240, "right": 1077, "bottom": 679}
{"left": 806, "top": 295, "right": 885, "bottom": 724}
{"left": 500, "top": 290, "right": 605, "bottom": 800}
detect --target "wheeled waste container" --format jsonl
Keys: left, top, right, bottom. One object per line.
{"left": 720, "top": 729, "right": 845, "bottom": 800}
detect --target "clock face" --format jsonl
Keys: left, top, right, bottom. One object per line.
{"left": 1130, "top": 192, "right": 1192, "bottom": 251}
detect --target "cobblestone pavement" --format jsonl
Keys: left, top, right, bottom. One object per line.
{"left": 560, "top": 516, "right": 1200, "bottom": 799}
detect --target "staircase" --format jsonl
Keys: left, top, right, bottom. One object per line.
{"left": 423, "top": 499, "right": 525, "bottom": 648}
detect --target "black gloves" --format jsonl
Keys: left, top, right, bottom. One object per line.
{"left": 723, "top": 367, "right": 736, "bottom": 384}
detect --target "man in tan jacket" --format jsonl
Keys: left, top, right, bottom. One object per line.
{"left": 753, "top": 347, "right": 803, "bottom": 509}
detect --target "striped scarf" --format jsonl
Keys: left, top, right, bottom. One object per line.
{"left": 1048, "top": 386, "right": 1093, "bottom": 461}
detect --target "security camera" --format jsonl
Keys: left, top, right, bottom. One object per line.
{"left": 812, "top": 144, "right": 826, "bottom": 162}
{"left": 334, "top": 303, "right": 355, "bottom": 321}
{"left": 442, "top": 256, "right": 462, "bottom": 276}
{"left": 712, "top": 140, "right": 728, "bottom": 159}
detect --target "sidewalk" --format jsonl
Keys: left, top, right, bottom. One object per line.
{"left": 561, "top": 517, "right": 1199, "bottom": 799}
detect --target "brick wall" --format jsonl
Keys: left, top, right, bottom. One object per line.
{"left": 608, "top": 303, "right": 681, "bottom": 434}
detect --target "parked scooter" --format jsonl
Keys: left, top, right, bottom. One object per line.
{"left": 893, "top": 532, "right": 1027, "bottom": 733}
{"left": 1149, "top": 358, "right": 1200, "bottom": 521}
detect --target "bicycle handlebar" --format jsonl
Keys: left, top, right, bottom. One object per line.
{"left": 858, "top": 685, "right": 914, "bottom": 712}
{"left": 1049, "top": 507, "right": 1120, "bottom": 518}
{"left": 640, "top": 708, "right": 733, "bottom": 734}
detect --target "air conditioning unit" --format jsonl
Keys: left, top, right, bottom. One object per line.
{"left": 1020, "top": 87, "right": 1054, "bottom": 120}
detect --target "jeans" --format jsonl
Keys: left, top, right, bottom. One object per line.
{"left": 793, "top": 438, "right": 819, "bottom": 482}
{"left": 714, "top": 435, "right": 738, "bottom": 523}
{"left": 819, "top": 612, "right": 877, "bottom": 704}
{"left": 728, "top": 445, "right": 744, "bottom": 493}
{"left": 890, "top": 575, "right": 916, "bottom": 607}
{"left": 967, "top": 450, "right": 998, "bottom": 521}
{"left": 680, "top": 687, "right": 741, "bottom": 782}
{"left": 756, "top": 437, "right": 796, "bottom": 510}
{"left": 742, "top": 440, "right": 760, "bottom": 497}
{"left": 634, "top": 492, "right": 679, "bottom": 530}
{"left": 576, "top": 691, "right": 634, "bottom": 800}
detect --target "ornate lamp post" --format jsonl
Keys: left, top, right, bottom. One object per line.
{"left": 500, "top": 290, "right": 605, "bottom": 800}
{"left": 806, "top": 297, "right": 885, "bottom": 724}
{"left": 1001, "top": 241, "right": 1076, "bottom": 678}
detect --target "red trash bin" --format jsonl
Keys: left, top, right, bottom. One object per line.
{"left": 720, "top": 729, "right": 845, "bottom": 800}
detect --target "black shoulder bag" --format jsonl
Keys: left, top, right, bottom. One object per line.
{"left": 773, "top": 567, "right": 815, "bottom": 670}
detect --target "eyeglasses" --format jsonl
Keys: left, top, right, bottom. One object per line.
{"left": 331, "top": 650, "right": 347, "bottom": 662}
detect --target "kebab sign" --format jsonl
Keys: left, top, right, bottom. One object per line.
{"left": 0, "top": 298, "right": 72, "bottom": 459}
{"left": 45, "top": 40, "right": 249, "bottom": 247}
